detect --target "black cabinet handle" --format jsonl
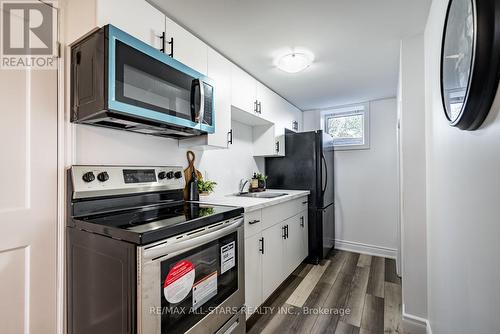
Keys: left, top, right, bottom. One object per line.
{"left": 258, "top": 101, "right": 262, "bottom": 114}
{"left": 285, "top": 225, "right": 289, "bottom": 239}
{"left": 169, "top": 37, "right": 174, "bottom": 57}
{"left": 282, "top": 226, "right": 286, "bottom": 239}
{"left": 249, "top": 219, "right": 260, "bottom": 225}
{"left": 254, "top": 100, "right": 258, "bottom": 113}
{"left": 159, "top": 32, "right": 166, "bottom": 53}
{"left": 302, "top": 201, "right": 308, "bottom": 204}
{"left": 159, "top": 32, "right": 174, "bottom": 57}
{"left": 228, "top": 129, "right": 233, "bottom": 145}
{"left": 300, "top": 216, "right": 304, "bottom": 227}
{"left": 276, "top": 141, "right": 280, "bottom": 153}
{"left": 259, "top": 237, "right": 264, "bottom": 254}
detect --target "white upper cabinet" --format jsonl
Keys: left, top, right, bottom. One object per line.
{"left": 164, "top": 16, "right": 208, "bottom": 75}
{"left": 253, "top": 125, "right": 285, "bottom": 157}
{"left": 206, "top": 48, "right": 232, "bottom": 148}
{"left": 256, "top": 82, "right": 280, "bottom": 121}
{"left": 231, "top": 64, "right": 258, "bottom": 115}
{"left": 96, "top": 0, "right": 165, "bottom": 49}
{"left": 179, "top": 47, "right": 231, "bottom": 149}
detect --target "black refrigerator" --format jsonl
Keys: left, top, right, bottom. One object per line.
{"left": 265, "top": 129, "right": 335, "bottom": 264}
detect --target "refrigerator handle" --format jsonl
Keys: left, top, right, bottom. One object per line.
{"left": 321, "top": 153, "right": 328, "bottom": 194}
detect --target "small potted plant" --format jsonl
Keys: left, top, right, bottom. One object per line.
{"left": 197, "top": 179, "right": 217, "bottom": 196}
{"left": 255, "top": 173, "right": 267, "bottom": 190}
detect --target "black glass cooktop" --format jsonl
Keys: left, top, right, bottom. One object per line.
{"left": 71, "top": 202, "right": 243, "bottom": 245}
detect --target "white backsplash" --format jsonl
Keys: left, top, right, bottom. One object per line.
{"left": 73, "top": 120, "right": 264, "bottom": 195}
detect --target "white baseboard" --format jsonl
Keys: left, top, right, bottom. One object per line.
{"left": 334, "top": 239, "right": 398, "bottom": 259}
{"left": 402, "top": 304, "right": 429, "bottom": 334}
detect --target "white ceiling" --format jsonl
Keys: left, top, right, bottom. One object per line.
{"left": 149, "top": 0, "right": 431, "bottom": 110}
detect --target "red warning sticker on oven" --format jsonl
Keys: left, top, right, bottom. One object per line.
{"left": 163, "top": 260, "right": 195, "bottom": 304}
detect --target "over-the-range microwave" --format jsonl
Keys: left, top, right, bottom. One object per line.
{"left": 71, "top": 25, "right": 215, "bottom": 138}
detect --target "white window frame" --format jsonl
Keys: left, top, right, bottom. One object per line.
{"left": 322, "top": 102, "right": 370, "bottom": 151}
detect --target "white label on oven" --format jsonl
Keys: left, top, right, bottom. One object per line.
{"left": 192, "top": 271, "right": 217, "bottom": 310}
{"left": 163, "top": 260, "right": 195, "bottom": 304}
{"left": 220, "top": 241, "right": 236, "bottom": 275}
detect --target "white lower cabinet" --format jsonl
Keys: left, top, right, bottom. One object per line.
{"left": 244, "top": 232, "right": 263, "bottom": 319}
{"left": 244, "top": 197, "right": 309, "bottom": 318}
{"left": 262, "top": 222, "right": 285, "bottom": 299}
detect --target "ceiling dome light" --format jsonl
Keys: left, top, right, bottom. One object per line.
{"left": 277, "top": 52, "right": 314, "bottom": 73}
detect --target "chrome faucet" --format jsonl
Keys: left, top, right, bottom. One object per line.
{"left": 239, "top": 179, "right": 249, "bottom": 194}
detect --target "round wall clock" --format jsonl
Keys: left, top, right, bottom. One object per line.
{"left": 441, "top": 0, "right": 500, "bottom": 130}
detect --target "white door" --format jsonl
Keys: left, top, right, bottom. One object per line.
{"left": 231, "top": 64, "right": 257, "bottom": 114}
{"left": 206, "top": 48, "right": 231, "bottom": 148}
{"left": 262, "top": 223, "right": 284, "bottom": 300}
{"left": 285, "top": 215, "right": 302, "bottom": 273}
{"left": 0, "top": 5, "right": 58, "bottom": 334}
{"left": 300, "top": 211, "right": 309, "bottom": 261}
{"left": 165, "top": 16, "right": 208, "bottom": 74}
{"left": 244, "top": 233, "right": 263, "bottom": 319}
{"left": 96, "top": 0, "right": 165, "bottom": 49}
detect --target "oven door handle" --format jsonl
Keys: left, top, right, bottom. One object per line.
{"left": 142, "top": 217, "right": 243, "bottom": 262}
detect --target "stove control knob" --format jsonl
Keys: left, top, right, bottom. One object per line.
{"left": 174, "top": 171, "right": 182, "bottom": 179}
{"left": 158, "top": 171, "right": 168, "bottom": 180}
{"left": 97, "top": 171, "right": 109, "bottom": 182}
{"left": 82, "top": 171, "right": 95, "bottom": 183}
{"left": 166, "top": 171, "right": 175, "bottom": 179}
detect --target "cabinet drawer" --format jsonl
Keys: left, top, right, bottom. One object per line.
{"left": 244, "top": 210, "right": 262, "bottom": 238}
{"left": 262, "top": 196, "right": 308, "bottom": 230}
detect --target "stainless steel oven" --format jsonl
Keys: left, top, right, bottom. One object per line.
{"left": 67, "top": 165, "right": 245, "bottom": 334}
{"left": 138, "top": 217, "right": 245, "bottom": 334}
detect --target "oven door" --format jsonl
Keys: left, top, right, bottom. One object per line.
{"left": 107, "top": 25, "right": 215, "bottom": 134}
{"left": 138, "top": 217, "right": 244, "bottom": 334}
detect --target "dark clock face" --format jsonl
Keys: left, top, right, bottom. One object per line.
{"left": 441, "top": 0, "right": 474, "bottom": 123}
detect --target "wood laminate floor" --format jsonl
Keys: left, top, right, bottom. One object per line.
{"left": 246, "top": 250, "right": 405, "bottom": 334}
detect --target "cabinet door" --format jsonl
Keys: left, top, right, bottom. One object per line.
{"left": 299, "top": 211, "right": 309, "bottom": 261}
{"left": 97, "top": 0, "right": 165, "bottom": 49}
{"left": 231, "top": 64, "right": 257, "bottom": 114}
{"left": 285, "top": 215, "right": 303, "bottom": 274}
{"left": 206, "top": 48, "right": 231, "bottom": 148}
{"left": 244, "top": 233, "right": 263, "bottom": 319}
{"left": 164, "top": 16, "right": 208, "bottom": 74}
{"left": 262, "top": 223, "right": 285, "bottom": 300}
{"left": 252, "top": 127, "right": 285, "bottom": 157}
{"left": 256, "top": 82, "right": 279, "bottom": 120}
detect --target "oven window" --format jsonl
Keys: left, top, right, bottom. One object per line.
{"left": 114, "top": 41, "right": 198, "bottom": 122}
{"left": 159, "top": 232, "right": 238, "bottom": 334}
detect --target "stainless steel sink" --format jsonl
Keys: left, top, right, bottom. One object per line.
{"left": 234, "top": 192, "right": 288, "bottom": 199}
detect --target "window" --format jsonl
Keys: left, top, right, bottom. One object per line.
{"left": 323, "top": 103, "right": 369, "bottom": 150}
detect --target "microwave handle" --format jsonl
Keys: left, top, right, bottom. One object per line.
{"left": 198, "top": 80, "right": 205, "bottom": 125}
{"left": 142, "top": 217, "right": 243, "bottom": 262}
{"left": 191, "top": 79, "right": 205, "bottom": 124}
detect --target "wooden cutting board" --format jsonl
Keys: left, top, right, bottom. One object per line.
{"left": 183, "top": 151, "right": 203, "bottom": 200}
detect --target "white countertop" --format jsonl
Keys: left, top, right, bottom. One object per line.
{"left": 196, "top": 189, "right": 310, "bottom": 212}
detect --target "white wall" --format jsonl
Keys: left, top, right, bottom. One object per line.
{"left": 73, "top": 120, "right": 264, "bottom": 195}
{"left": 303, "top": 98, "right": 399, "bottom": 256}
{"left": 398, "top": 34, "right": 428, "bottom": 322}
{"left": 425, "top": 1, "right": 500, "bottom": 333}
